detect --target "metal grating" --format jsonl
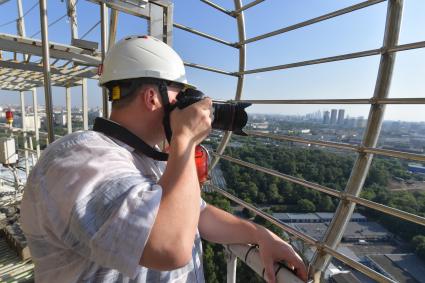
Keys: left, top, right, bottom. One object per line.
{"left": 0, "top": 33, "right": 99, "bottom": 91}
{"left": 0, "top": 236, "right": 34, "bottom": 282}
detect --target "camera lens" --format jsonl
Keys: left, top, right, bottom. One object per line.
{"left": 212, "top": 102, "right": 250, "bottom": 136}
{"left": 175, "top": 88, "right": 251, "bottom": 135}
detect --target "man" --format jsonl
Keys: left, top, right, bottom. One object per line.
{"left": 21, "top": 35, "right": 307, "bottom": 282}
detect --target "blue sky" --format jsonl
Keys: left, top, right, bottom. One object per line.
{"left": 0, "top": 0, "right": 424, "bottom": 121}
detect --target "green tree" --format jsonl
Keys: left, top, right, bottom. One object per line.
{"left": 266, "top": 183, "right": 283, "bottom": 203}
{"left": 317, "top": 195, "right": 334, "bottom": 212}
{"left": 412, "top": 235, "right": 425, "bottom": 261}
{"left": 296, "top": 199, "right": 316, "bottom": 213}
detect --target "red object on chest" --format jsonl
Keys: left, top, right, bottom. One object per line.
{"left": 195, "top": 145, "right": 209, "bottom": 185}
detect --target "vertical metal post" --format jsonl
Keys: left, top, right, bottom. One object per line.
{"left": 149, "top": 3, "right": 165, "bottom": 42}
{"left": 11, "top": 167, "right": 22, "bottom": 193}
{"left": 226, "top": 250, "right": 237, "bottom": 283}
{"left": 148, "top": 1, "right": 172, "bottom": 151}
{"left": 20, "top": 91, "right": 29, "bottom": 176}
{"left": 109, "top": 9, "right": 119, "bottom": 48}
{"left": 149, "top": 2, "right": 174, "bottom": 45}
{"left": 210, "top": 0, "right": 246, "bottom": 170}
{"left": 16, "top": 0, "right": 27, "bottom": 61}
{"left": 66, "top": 0, "right": 78, "bottom": 40}
{"left": 100, "top": 3, "right": 109, "bottom": 118}
{"left": 28, "top": 136, "right": 36, "bottom": 165}
{"left": 82, "top": 79, "right": 88, "bottom": 130}
{"left": 39, "top": 0, "right": 55, "bottom": 143}
{"left": 310, "top": 0, "right": 404, "bottom": 278}
{"left": 66, "top": 87, "right": 72, "bottom": 134}
{"left": 164, "top": 3, "right": 174, "bottom": 46}
{"left": 32, "top": 88, "right": 40, "bottom": 158}
{"left": 16, "top": 0, "right": 26, "bottom": 36}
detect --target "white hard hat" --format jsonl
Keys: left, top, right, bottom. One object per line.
{"left": 99, "top": 35, "right": 194, "bottom": 88}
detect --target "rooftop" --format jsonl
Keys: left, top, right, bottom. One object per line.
{"left": 368, "top": 254, "right": 425, "bottom": 283}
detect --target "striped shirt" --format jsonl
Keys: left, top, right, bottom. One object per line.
{"left": 21, "top": 131, "right": 206, "bottom": 283}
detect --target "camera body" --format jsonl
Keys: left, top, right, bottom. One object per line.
{"left": 175, "top": 89, "right": 251, "bottom": 135}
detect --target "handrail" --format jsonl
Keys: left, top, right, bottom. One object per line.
{"left": 225, "top": 244, "right": 305, "bottom": 283}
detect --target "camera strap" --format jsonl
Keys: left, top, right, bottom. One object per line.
{"left": 93, "top": 117, "right": 169, "bottom": 161}
{"left": 158, "top": 81, "right": 174, "bottom": 144}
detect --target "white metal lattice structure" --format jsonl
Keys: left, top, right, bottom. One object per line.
{"left": 0, "top": 1, "right": 424, "bottom": 282}
{"left": 0, "top": 33, "right": 99, "bottom": 91}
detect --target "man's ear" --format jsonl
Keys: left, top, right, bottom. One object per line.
{"left": 141, "top": 86, "right": 162, "bottom": 111}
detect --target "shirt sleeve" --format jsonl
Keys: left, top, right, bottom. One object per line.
{"left": 63, "top": 174, "right": 162, "bottom": 279}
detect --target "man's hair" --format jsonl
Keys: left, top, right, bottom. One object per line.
{"left": 108, "top": 79, "right": 183, "bottom": 110}
{"left": 109, "top": 81, "right": 158, "bottom": 110}
{"left": 111, "top": 85, "right": 142, "bottom": 110}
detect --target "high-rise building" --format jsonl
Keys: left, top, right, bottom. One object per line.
{"left": 323, "top": 111, "right": 330, "bottom": 124}
{"left": 337, "top": 109, "right": 345, "bottom": 124}
{"left": 356, "top": 116, "right": 367, "bottom": 128}
{"left": 330, "top": 109, "right": 338, "bottom": 124}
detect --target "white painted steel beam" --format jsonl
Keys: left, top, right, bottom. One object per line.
{"left": 39, "top": 0, "right": 55, "bottom": 143}
{"left": 225, "top": 249, "right": 237, "bottom": 283}
{"left": 66, "top": 0, "right": 79, "bottom": 40}
{"left": 32, "top": 88, "right": 40, "bottom": 158}
{"left": 109, "top": 9, "right": 119, "bottom": 48}
{"left": 66, "top": 87, "right": 72, "bottom": 134}
{"left": 87, "top": 0, "right": 150, "bottom": 19}
{"left": 20, "top": 91, "right": 29, "bottom": 176}
{"left": 0, "top": 60, "right": 97, "bottom": 79}
{"left": 0, "top": 33, "right": 101, "bottom": 66}
{"left": 100, "top": 3, "right": 109, "bottom": 118}
{"left": 82, "top": 79, "right": 88, "bottom": 130}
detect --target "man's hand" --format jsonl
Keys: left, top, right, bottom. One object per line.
{"left": 171, "top": 98, "right": 212, "bottom": 145}
{"left": 256, "top": 227, "right": 308, "bottom": 283}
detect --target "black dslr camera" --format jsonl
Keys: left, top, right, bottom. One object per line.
{"left": 174, "top": 89, "right": 251, "bottom": 136}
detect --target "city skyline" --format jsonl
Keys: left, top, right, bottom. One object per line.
{"left": 1, "top": 87, "right": 423, "bottom": 122}
{"left": 2, "top": 102, "right": 424, "bottom": 124}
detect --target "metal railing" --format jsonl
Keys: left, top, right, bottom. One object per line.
{"left": 1, "top": 0, "right": 424, "bottom": 282}
{"left": 188, "top": 0, "right": 423, "bottom": 282}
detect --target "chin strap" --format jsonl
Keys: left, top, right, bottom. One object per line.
{"left": 93, "top": 117, "right": 169, "bottom": 161}
{"left": 158, "top": 81, "right": 174, "bottom": 144}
